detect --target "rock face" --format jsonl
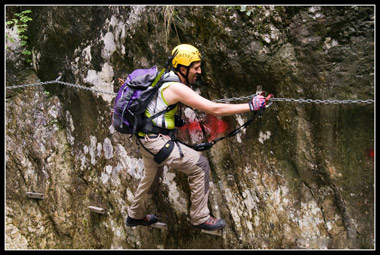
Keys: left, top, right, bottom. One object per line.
{"left": 5, "top": 6, "right": 374, "bottom": 249}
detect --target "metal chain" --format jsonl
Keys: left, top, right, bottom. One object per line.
{"left": 214, "top": 95, "right": 253, "bottom": 103}
{"left": 213, "top": 94, "right": 374, "bottom": 104}
{"left": 269, "top": 97, "right": 374, "bottom": 104}
{"left": 55, "top": 81, "right": 116, "bottom": 96}
{"left": 213, "top": 95, "right": 254, "bottom": 103}
{"left": 6, "top": 79, "right": 374, "bottom": 104}
{"left": 6, "top": 78, "right": 116, "bottom": 96}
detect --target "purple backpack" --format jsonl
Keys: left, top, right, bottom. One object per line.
{"left": 112, "top": 66, "right": 179, "bottom": 134}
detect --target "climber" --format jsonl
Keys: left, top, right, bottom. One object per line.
{"left": 126, "top": 44, "right": 267, "bottom": 231}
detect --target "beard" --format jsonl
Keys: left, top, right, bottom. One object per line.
{"left": 190, "top": 73, "right": 200, "bottom": 83}
{"left": 191, "top": 74, "right": 203, "bottom": 88}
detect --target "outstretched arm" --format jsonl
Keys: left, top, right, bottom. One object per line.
{"left": 163, "top": 83, "right": 251, "bottom": 117}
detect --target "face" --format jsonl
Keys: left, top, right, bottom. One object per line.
{"left": 181, "top": 61, "right": 201, "bottom": 85}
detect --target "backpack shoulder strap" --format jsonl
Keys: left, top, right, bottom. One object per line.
{"left": 161, "top": 72, "right": 181, "bottom": 83}
{"left": 139, "top": 104, "right": 177, "bottom": 135}
{"left": 144, "top": 104, "right": 177, "bottom": 122}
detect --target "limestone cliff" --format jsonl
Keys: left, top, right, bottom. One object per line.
{"left": 6, "top": 5, "right": 374, "bottom": 249}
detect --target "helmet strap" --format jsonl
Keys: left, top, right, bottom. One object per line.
{"left": 178, "top": 66, "right": 190, "bottom": 85}
{"left": 184, "top": 66, "right": 190, "bottom": 84}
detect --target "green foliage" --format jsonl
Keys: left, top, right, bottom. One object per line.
{"left": 6, "top": 9, "right": 33, "bottom": 64}
{"left": 227, "top": 5, "right": 262, "bottom": 17}
{"left": 43, "top": 90, "right": 51, "bottom": 97}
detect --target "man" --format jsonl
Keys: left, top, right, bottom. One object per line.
{"left": 126, "top": 44, "right": 265, "bottom": 231}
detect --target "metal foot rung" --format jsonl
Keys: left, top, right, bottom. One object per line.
{"left": 88, "top": 206, "right": 106, "bottom": 214}
{"left": 26, "top": 192, "right": 44, "bottom": 200}
{"left": 127, "top": 222, "right": 167, "bottom": 230}
{"left": 201, "top": 229, "right": 223, "bottom": 236}
{"left": 151, "top": 222, "right": 167, "bottom": 230}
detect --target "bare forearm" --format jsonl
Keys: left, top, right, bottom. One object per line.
{"left": 208, "top": 102, "right": 251, "bottom": 117}
{"left": 167, "top": 83, "right": 251, "bottom": 117}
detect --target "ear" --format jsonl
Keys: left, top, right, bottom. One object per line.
{"left": 179, "top": 66, "right": 188, "bottom": 74}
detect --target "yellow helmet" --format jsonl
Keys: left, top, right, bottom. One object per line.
{"left": 171, "top": 44, "right": 202, "bottom": 69}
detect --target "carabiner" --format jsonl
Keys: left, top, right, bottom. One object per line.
{"left": 264, "top": 94, "right": 274, "bottom": 108}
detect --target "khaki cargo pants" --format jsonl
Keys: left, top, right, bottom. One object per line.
{"left": 128, "top": 134, "right": 211, "bottom": 225}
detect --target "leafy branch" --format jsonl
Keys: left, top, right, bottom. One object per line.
{"left": 6, "top": 9, "right": 33, "bottom": 63}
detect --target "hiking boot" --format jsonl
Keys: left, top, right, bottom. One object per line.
{"left": 126, "top": 214, "right": 159, "bottom": 227}
{"left": 193, "top": 216, "right": 226, "bottom": 231}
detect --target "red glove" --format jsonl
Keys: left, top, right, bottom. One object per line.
{"left": 249, "top": 95, "right": 266, "bottom": 111}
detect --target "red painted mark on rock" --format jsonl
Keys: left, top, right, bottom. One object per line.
{"left": 369, "top": 149, "right": 374, "bottom": 158}
{"left": 179, "top": 114, "right": 230, "bottom": 142}
{"left": 203, "top": 115, "right": 230, "bottom": 141}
